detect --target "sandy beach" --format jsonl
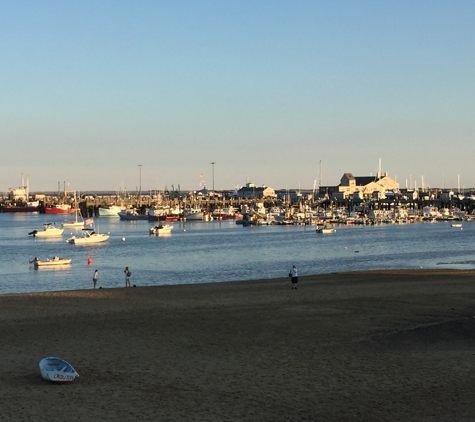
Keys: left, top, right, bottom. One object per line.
{"left": 2, "top": 269, "right": 475, "bottom": 421}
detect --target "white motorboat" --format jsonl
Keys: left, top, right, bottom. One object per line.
{"left": 67, "top": 228, "right": 109, "bottom": 244}
{"left": 98, "top": 205, "right": 124, "bottom": 217}
{"left": 30, "top": 256, "right": 72, "bottom": 267}
{"left": 316, "top": 223, "right": 336, "bottom": 234}
{"left": 149, "top": 223, "right": 174, "bottom": 235}
{"left": 39, "top": 357, "right": 79, "bottom": 383}
{"left": 29, "top": 223, "right": 64, "bottom": 237}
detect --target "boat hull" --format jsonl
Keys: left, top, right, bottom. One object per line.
{"left": 39, "top": 357, "right": 79, "bottom": 383}
{"left": 118, "top": 211, "right": 149, "bottom": 221}
{"left": 44, "top": 206, "right": 75, "bottom": 214}
{"left": 149, "top": 224, "right": 174, "bottom": 235}
{"left": 69, "top": 235, "right": 109, "bottom": 244}
{"left": 184, "top": 212, "right": 204, "bottom": 220}
{"left": 62, "top": 221, "right": 85, "bottom": 228}
{"left": 33, "top": 229, "right": 64, "bottom": 237}
{"left": 3, "top": 206, "right": 40, "bottom": 213}
{"left": 34, "top": 258, "right": 72, "bottom": 267}
{"left": 316, "top": 228, "right": 336, "bottom": 234}
{"left": 99, "top": 206, "right": 123, "bottom": 217}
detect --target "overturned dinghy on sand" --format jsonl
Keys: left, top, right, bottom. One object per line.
{"left": 39, "top": 357, "right": 79, "bottom": 383}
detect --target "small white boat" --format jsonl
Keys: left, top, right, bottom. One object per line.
{"left": 29, "top": 223, "right": 64, "bottom": 237}
{"left": 62, "top": 220, "right": 84, "bottom": 228}
{"left": 451, "top": 223, "right": 463, "bottom": 228}
{"left": 62, "top": 193, "right": 84, "bottom": 228}
{"left": 39, "top": 357, "right": 79, "bottom": 383}
{"left": 98, "top": 205, "right": 124, "bottom": 217}
{"left": 67, "top": 228, "right": 110, "bottom": 244}
{"left": 30, "top": 256, "right": 72, "bottom": 267}
{"left": 316, "top": 223, "right": 336, "bottom": 234}
{"left": 149, "top": 224, "right": 174, "bottom": 235}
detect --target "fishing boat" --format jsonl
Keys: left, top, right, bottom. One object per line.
{"left": 44, "top": 204, "right": 75, "bottom": 214}
{"left": 29, "top": 256, "right": 72, "bottom": 267}
{"left": 39, "top": 357, "right": 79, "bottom": 383}
{"left": 316, "top": 223, "right": 336, "bottom": 234}
{"left": 62, "top": 194, "right": 84, "bottom": 228}
{"left": 28, "top": 223, "right": 64, "bottom": 237}
{"left": 212, "top": 206, "right": 240, "bottom": 220}
{"left": 183, "top": 207, "right": 205, "bottom": 220}
{"left": 149, "top": 223, "right": 174, "bottom": 235}
{"left": 148, "top": 206, "right": 181, "bottom": 222}
{"left": 67, "top": 228, "right": 110, "bottom": 244}
{"left": 2, "top": 201, "right": 41, "bottom": 213}
{"left": 118, "top": 208, "right": 149, "bottom": 221}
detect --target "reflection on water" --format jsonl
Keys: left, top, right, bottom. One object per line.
{"left": 32, "top": 265, "right": 73, "bottom": 271}
{"left": 1, "top": 213, "right": 475, "bottom": 294}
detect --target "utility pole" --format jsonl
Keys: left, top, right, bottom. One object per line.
{"left": 138, "top": 164, "right": 143, "bottom": 206}
{"left": 210, "top": 162, "right": 216, "bottom": 193}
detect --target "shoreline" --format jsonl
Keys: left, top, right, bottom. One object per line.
{"left": 3, "top": 267, "right": 474, "bottom": 298}
{"left": 2, "top": 269, "right": 475, "bottom": 421}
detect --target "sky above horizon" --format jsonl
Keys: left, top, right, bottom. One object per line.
{"left": 1, "top": 0, "right": 474, "bottom": 193}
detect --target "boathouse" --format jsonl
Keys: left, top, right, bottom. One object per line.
{"left": 236, "top": 183, "right": 276, "bottom": 199}
{"left": 336, "top": 172, "right": 399, "bottom": 199}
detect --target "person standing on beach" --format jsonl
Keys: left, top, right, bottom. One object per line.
{"left": 290, "top": 265, "right": 298, "bottom": 289}
{"left": 93, "top": 269, "right": 99, "bottom": 289}
{"left": 124, "top": 267, "right": 131, "bottom": 288}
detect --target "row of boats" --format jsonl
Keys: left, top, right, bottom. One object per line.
{"left": 28, "top": 221, "right": 174, "bottom": 242}
{"left": 28, "top": 222, "right": 173, "bottom": 269}
{"left": 115, "top": 205, "right": 241, "bottom": 221}
{"left": 28, "top": 223, "right": 110, "bottom": 244}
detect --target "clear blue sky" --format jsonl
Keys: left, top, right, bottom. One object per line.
{"left": 1, "top": 0, "right": 474, "bottom": 192}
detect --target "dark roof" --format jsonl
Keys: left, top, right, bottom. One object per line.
{"left": 354, "top": 176, "right": 376, "bottom": 186}
{"left": 238, "top": 186, "right": 266, "bottom": 192}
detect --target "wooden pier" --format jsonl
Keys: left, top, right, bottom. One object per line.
{"left": 1, "top": 193, "right": 475, "bottom": 218}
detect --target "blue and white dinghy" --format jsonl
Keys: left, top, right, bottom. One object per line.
{"left": 39, "top": 357, "right": 79, "bottom": 383}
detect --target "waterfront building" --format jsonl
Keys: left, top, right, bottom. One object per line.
{"left": 237, "top": 183, "right": 276, "bottom": 199}
{"left": 321, "top": 172, "right": 399, "bottom": 200}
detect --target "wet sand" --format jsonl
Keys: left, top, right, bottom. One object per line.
{"left": 1, "top": 269, "right": 475, "bottom": 421}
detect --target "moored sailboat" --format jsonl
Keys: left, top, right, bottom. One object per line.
{"left": 62, "top": 193, "right": 84, "bottom": 228}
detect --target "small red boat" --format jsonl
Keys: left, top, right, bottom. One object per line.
{"left": 44, "top": 204, "right": 75, "bottom": 214}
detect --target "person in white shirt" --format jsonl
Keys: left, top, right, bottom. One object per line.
{"left": 93, "top": 269, "right": 99, "bottom": 289}
{"left": 290, "top": 265, "right": 298, "bottom": 289}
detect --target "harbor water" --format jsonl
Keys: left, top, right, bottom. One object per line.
{"left": 1, "top": 213, "right": 474, "bottom": 295}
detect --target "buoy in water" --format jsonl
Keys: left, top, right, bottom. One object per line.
{"left": 87, "top": 257, "right": 92, "bottom": 265}
{"left": 121, "top": 237, "right": 126, "bottom": 241}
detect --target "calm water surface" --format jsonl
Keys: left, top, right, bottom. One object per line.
{"left": 1, "top": 213, "right": 474, "bottom": 295}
